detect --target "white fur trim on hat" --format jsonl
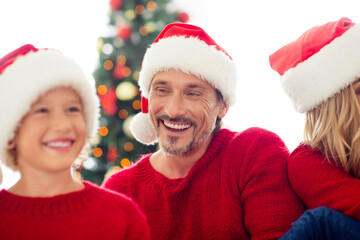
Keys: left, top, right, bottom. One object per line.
{"left": 130, "top": 112, "right": 157, "bottom": 145}
{"left": 139, "top": 36, "right": 237, "bottom": 106}
{"left": 282, "top": 24, "right": 360, "bottom": 113}
{"left": 0, "top": 49, "right": 100, "bottom": 165}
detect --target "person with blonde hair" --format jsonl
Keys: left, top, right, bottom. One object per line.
{"left": 0, "top": 44, "right": 150, "bottom": 239}
{"left": 270, "top": 17, "right": 360, "bottom": 239}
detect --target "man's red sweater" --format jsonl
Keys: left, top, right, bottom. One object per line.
{"left": 0, "top": 181, "right": 150, "bottom": 240}
{"left": 288, "top": 144, "right": 360, "bottom": 220}
{"left": 102, "top": 128, "right": 305, "bottom": 240}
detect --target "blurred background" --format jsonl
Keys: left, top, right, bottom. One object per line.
{"left": 1, "top": 0, "right": 359, "bottom": 188}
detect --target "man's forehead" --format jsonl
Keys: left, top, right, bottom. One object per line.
{"left": 150, "top": 72, "right": 212, "bottom": 89}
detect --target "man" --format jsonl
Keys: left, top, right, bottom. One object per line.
{"left": 102, "top": 23, "right": 305, "bottom": 239}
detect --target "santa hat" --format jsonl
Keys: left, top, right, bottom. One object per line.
{"left": 130, "top": 23, "right": 237, "bottom": 144}
{"left": 0, "top": 44, "right": 100, "bottom": 166}
{"left": 269, "top": 17, "right": 360, "bottom": 113}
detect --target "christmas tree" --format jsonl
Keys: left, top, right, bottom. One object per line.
{"left": 79, "top": 0, "right": 189, "bottom": 185}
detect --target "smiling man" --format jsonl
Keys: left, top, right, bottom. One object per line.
{"left": 102, "top": 23, "right": 305, "bottom": 240}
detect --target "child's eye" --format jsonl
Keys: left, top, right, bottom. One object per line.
{"left": 68, "top": 107, "right": 81, "bottom": 113}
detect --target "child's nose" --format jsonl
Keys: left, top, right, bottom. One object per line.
{"left": 51, "top": 113, "right": 72, "bottom": 131}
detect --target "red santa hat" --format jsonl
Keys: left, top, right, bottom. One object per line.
{"left": 269, "top": 17, "right": 360, "bottom": 113}
{"left": 130, "top": 23, "right": 237, "bottom": 145}
{"left": 0, "top": 44, "right": 100, "bottom": 166}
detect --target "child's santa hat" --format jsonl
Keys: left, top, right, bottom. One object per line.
{"left": 269, "top": 17, "right": 360, "bottom": 113}
{"left": 130, "top": 23, "right": 237, "bottom": 144}
{"left": 0, "top": 44, "right": 100, "bottom": 166}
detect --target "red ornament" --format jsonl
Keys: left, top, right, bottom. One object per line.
{"left": 117, "top": 26, "right": 132, "bottom": 41}
{"left": 107, "top": 145, "right": 119, "bottom": 162}
{"left": 110, "top": 0, "right": 122, "bottom": 10}
{"left": 177, "top": 12, "right": 190, "bottom": 23}
{"left": 99, "top": 88, "right": 117, "bottom": 116}
{"left": 113, "top": 64, "right": 124, "bottom": 79}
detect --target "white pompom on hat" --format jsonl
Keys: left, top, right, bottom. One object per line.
{"left": 269, "top": 17, "right": 360, "bottom": 113}
{"left": 0, "top": 44, "right": 100, "bottom": 167}
{"left": 130, "top": 23, "right": 237, "bottom": 145}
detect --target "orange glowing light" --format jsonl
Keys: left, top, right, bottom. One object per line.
{"left": 147, "top": 1, "right": 157, "bottom": 11}
{"left": 132, "top": 100, "right": 141, "bottom": 110}
{"left": 97, "top": 85, "right": 108, "bottom": 95}
{"left": 99, "top": 126, "right": 109, "bottom": 136}
{"left": 117, "top": 55, "right": 127, "bottom": 65}
{"left": 118, "top": 109, "right": 128, "bottom": 119}
{"left": 93, "top": 147, "right": 103, "bottom": 157}
{"left": 103, "top": 60, "right": 114, "bottom": 70}
{"left": 139, "top": 26, "right": 149, "bottom": 36}
{"left": 135, "top": 5, "right": 145, "bottom": 15}
{"left": 121, "top": 67, "right": 132, "bottom": 77}
{"left": 121, "top": 158, "right": 131, "bottom": 167}
{"left": 124, "top": 142, "right": 134, "bottom": 152}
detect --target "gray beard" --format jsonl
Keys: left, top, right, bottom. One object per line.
{"left": 158, "top": 128, "right": 212, "bottom": 156}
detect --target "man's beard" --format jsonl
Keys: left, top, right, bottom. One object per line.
{"left": 155, "top": 114, "right": 213, "bottom": 156}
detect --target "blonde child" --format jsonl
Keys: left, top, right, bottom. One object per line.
{"left": 271, "top": 17, "right": 360, "bottom": 239}
{"left": 0, "top": 44, "right": 150, "bottom": 239}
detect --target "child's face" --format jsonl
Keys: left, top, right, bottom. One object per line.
{"left": 14, "top": 87, "right": 87, "bottom": 174}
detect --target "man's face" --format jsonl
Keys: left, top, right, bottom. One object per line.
{"left": 148, "top": 70, "right": 228, "bottom": 156}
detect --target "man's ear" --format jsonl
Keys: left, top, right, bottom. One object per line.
{"left": 217, "top": 104, "right": 229, "bottom": 119}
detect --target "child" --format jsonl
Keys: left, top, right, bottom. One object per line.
{"left": 270, "top": 17, "right": 360, "bottom": 239}
{"left": 0, "top": 44, "right": 150, "bottom": 239}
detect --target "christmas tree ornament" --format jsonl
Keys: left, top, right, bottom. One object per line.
{"left": 102, "top": 43, "right": 114, "bottom": 55}
{"left": 116, "top": 81, "right": 137, "bottom": 101}
{"left": 99, "top": 88, "right": 117, "bottom": 116}
{"left": 117, "top": 26, "right": 132, "bottom": 40}
{"left": 110, "top": 0, "right": 123, "bottom": 10}
{"left": 270, "top": 17, "right": 360, "bottom": 113}
{"left": 177, "top": 12, "right": 189, "bottom": 23}
{"left": 125, "top": 9, "right": 136, "bottom": 20}
{"left": 107, "top": 145, "right": 119, "bottom": 162}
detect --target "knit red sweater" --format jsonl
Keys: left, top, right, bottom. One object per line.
{"left": 0, "top": 181, "right": 150, "bottom": 240}
{"left": 288, "top": 144, "right": 360, "bottom": 220}
{"left": 102, "top": 128, "right": 305, "bottom": 240}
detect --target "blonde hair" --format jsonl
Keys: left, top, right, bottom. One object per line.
{"left": 304, "top": 83, "right": 360, "bottom": 178}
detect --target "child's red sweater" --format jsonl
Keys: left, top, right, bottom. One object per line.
{"left": 103, "top": 128, "right": 305, "bottom": 240}
{"left": 288, "top": 144, "right": 360, "bottom": 220}
{"left": 0, "top": 181, "right": 150, "bottom": 239}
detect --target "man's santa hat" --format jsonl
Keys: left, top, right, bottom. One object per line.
{"left": 0, "top": 44, "right": 100, "bottom": 167}
{"left": 130, "top": 23, "right": 237, "bottom": 145}
{"left": 269, "top": 17, "right": 360, "bottom": 113}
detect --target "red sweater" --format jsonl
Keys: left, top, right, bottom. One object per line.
{"left": 288, "top": 144, "right": 360, "bottom": 220}
{"left": 102, "top": 128, "right": 305, "bottom": 240}
{"left": 0, "top": 181, "right": 150, "bottom": 240}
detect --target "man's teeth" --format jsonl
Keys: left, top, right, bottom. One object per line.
{"left": 164, "top": 121, "right": 191, "bottom": 130}
{"left": 45, "top": 141, "right": 72, "bottom": 148}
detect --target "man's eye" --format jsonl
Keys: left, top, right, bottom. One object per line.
{"left": 187, "top": 92, "right": 201, "bottom": 96}
{"left": 34, "top": 108, "right": 48, "bottom": 114}
{"left": 156, "top": 88, "right": 168, "bottom": 94}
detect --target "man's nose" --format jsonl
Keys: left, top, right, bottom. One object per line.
{"left": 164, "top": 93, "right": 186, "bottom": 119}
